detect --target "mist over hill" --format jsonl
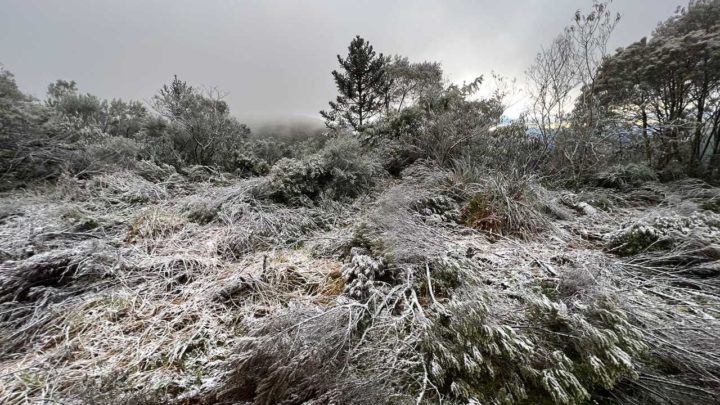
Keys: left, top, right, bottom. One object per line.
{"left": 242, "top": 114, "right": 325, "bottom": 141}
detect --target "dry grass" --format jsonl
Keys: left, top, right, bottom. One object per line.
{"left": 1, "top": 169, "right": 719, "bottom": 404}
{"left": 453, "top": 171, "right": 553, "bottom": 238}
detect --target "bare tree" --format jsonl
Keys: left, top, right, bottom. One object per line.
{"left": 526, "top": 0, "right": 620, "bottom": 181}
{"left": 526, "top": 32, "right": 578, "bottom": 150}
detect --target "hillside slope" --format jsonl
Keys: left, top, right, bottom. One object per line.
{"left": 1, "top": 164, "right": 718, "bottom": 404}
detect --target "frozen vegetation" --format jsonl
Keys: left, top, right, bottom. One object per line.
{"left": 1, "top": 162, "right": 719, "bottom": 404}
{"left": 2, "top": 1, "right": 720, "bottom": 403}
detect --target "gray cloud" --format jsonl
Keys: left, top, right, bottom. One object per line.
{"left": 0, "top": 0, "right": 681, "bottom": 121}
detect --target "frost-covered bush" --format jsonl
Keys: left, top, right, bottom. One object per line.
{"left": 82, "top": 135, "right": 146, "bottom": 171}
{"left": 593, "top": 163, "right": 657, "bottom": 189}
{"left": 607, "top": 212, "right": 720, "bottom": 256}
{"left": 411, "top": 195, "right": 460, "bottom": 223}
{"left": 0, "top": 74, "right": 83, "bottom": 188}
{"left": 137, "top": 117, "right": 186, "bottom": 168}
{"left": 316, "top": 135, "right": 383, "bottom": 196}
{"left": 132, "top": 159, "right": 177, "bottom": 183}
{"left": 341, "top": 247, "right": 391, "bottom": 299}
{"left": 182, "top": 200, "right": 219, "bottom": 224}
{"left": 224, "top": 150, "right": 270, "bottom": 177}
{"left": 182, "top": 165, "right": 229, "bottom": 183}
{"left": 376, "top": 139, "right": 422, "bottom": 177}
{"left": 701, "top": 197, "right": 720, "bottom": 213}
{"left": 60, "top": 206, "right": 100, "bottom": 232}
{"left": 0, "top": 133, "right": 82, "bottom": 190}
{"left": 422, "top": 290, "right": 644, "bottom": 404}
{"left": 657, "top": 160, "right": 687, "bottom": 182}
{"left": 268, "top": 136, "right": 382, "bottom": 204}
{"left": 268, "top": 156, "right": 327, "bottom": 203}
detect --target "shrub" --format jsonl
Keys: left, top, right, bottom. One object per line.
{"left": 606, "top": 224, "right": 671, "bottom": 256}
{"left": 316, "top": 136, "right": 382, "bottom": 198}
{"left": 182, "top": 165, "right": 229, "bottom": 183}
{"left": 132, "top": 160, "right": 177, "bottom": 183}
{"left": 152, "top": 77, "right": 251, "bottom": 167}
{"left": 60, "top": 207, "right": 100, "bottom": 232}
{"left": 701, "top": 197, "right": 720, "bottom": 213}
{"left": 606, "top": 212, "right": 720, "bottom": 257}
{"left": 422, "top": 284, "right": 644, "bottom": 404}
{"left": 0, "top": 132, "right": 82, "bottom": 190}
{"left": 268, "top": 136, "right": 382, "bottom": 204}
{"left": 136, "top": 117, "right": 185, "bottom": 168}
{"left": 341, "top": 247, "right": 392, "bottom": 299}
{"left": 376, "top": 139, "right": 422, "bottom": 177}
{"left": 268, "top": 156, "right": 327, "bottom": 204}
{"left": 224, "top": 150, "right": 270, "bottom": 177}
{"left": 657, "top": 160, "right": 687, "bottom": 182}
{"left": 182, "top": 200, "right": 219, "bottom": 224}
{"left": 593, "top": 163, "right": 657, "bottom": 189}
{"left": 411, "top": 195, "right": 460, "bottom": 222}
{"left": 246, "top": 131, "right": 326, "bottom": 166}
{"left": 81, "top": 135, "right": 147, "bottom": 173}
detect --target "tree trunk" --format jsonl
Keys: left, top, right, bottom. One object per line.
{"left": 641, "top": 108, "right": 652, "bottom": 163}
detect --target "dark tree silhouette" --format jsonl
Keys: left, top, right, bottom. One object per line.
{"left": 321, "top": 35, "right": 387, "bottom": 132}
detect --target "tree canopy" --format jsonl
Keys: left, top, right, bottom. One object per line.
{"left": 592, "top": 0, "right": 720, "bottom": 175}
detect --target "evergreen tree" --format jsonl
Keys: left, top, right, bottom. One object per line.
{"left": 321, "top": 35, "right": 387, "bottom": 132}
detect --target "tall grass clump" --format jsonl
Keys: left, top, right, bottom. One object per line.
{"left": 457, "top": 171, "right": 552, "bottom": 238}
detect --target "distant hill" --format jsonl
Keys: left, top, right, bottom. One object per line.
{"left": 240, "top": 114, "right": 326, "bottom": 141}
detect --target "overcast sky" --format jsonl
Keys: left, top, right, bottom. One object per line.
{"left": 1, "top": 0, "right": 682, "bottom": 122}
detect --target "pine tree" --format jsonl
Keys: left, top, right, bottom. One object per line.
{"left": 321, "top": 36, "right": 387, "bottom": 133}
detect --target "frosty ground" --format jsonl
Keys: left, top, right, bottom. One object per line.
{"left": 1, "top": 162, "right": 718, "bottom": 404}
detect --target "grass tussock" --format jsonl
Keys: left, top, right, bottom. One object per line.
{"left": 459, "top": 173, "right": 552, "bottom": 238}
